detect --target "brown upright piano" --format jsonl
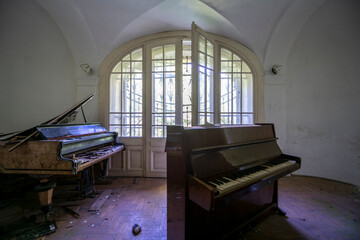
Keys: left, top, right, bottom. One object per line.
{"left": 166, "top": 124, "right": 301, "bottom": 239}
{"left": 0, "top": 93, "right": 125, "bottom": 220}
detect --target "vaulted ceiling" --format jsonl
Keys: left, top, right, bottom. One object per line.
{"left": 36, "top": 0, "right": 326, "bottom": 72}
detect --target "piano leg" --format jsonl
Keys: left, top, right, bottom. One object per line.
{"left": 34, "top": 178, "right": 56, "bottom": 222}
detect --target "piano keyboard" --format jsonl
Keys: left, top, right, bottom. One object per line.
{"left": 207, "top": 159, "right": 297, "bottom": 194}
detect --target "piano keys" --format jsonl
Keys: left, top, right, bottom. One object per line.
{"left": 166, "top": 124, "right": 301, "bottom": 239}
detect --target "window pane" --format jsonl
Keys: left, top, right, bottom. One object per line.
{"left": 131, "top": 48, "right": 142, "bottom": 60}
{"left": 221, "top": 48, "right": 232, "bottom": 60}
{"left": 164, "top": 45, "right": 175, "bottom": 59}
{"left": 233, "top": 61, "right": 241, "bottom": 72}
{"left": 165, "top": 73, "right": 175, "bottom": 112}
{"left": 221, "top": 61, "right": 232, "bottom": 72}
{"left": 109, "top": 126, "right": 121, "bottom": 135}
{"left": 242, "top": 74, "right": 253, "bottom": 112}
{"left": 165, "top": 114, "right": 175, "bottom": 125}
{"left": 242, "top": 61, "right": 251, "bottom": 72}
{"left": 199, "top": 52, "right": 205, "bottom": 66}
{"left": 152, "top": 46, "right": 163, "bottom": 59}
{"left": 152, "top": 61, "right": 163, "bottom": 72}
{"left": 153, "top": 114, "right": 163, "bottom": 125}
{"left": 123, "top": 76, "right": 131, "bottom": 113}
{"left": 165, "top": 60, "right": 175, "bottom": 72}
{"left": 110, "top": 114, "right": 121, "bottom": 124}
{"left": 207, "top": 56, "right": 213, "bottom": 69}
{"left": 233, "top": 73, "right": 241, "bottom": 112}
{"left": 131, "top": 61, "right": 142, "bottom": 72}
{"left": 122, "top": 61, "right": 131, "bottom": 72}
{"left": 122, "top": 126, "right": 130, "bottom": 137}
{"left": 113, "top": 61, "right": 122, "bottom": 72}
{"left": 207, "top": 40, "right": 213, "bottom": 57}
{"left": 110, "top": 74, "right": 121, "bottom": 112}
{"left": 242, "top": 114, "right": 253, "bottom": 124}
{"left": 232, "top": 114, "right": 241, "bottom": 124}
{"left": 199, "top": 36, "right": 206, "bottom": 52}
{"left": 153, "top": 73, "right": 163, "bottom": 113}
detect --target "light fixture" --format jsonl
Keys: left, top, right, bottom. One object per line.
{"left": 271, "top": 64, "right": 282, "bottom": 75}
{"left": 80, "top": 63, "right": 93, "bottom": 74}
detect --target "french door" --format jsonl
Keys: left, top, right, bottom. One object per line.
{"left": 108, "top": 23, "right": 254, "bottom": 177}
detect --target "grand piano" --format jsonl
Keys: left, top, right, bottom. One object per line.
{"left": 166, "top": 124, "right": 301, "bottom": 239}
{"left": 0, "top": 93, "right": 125, "bottom": 220}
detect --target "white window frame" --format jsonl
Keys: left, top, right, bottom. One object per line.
{"left": 99, "top": 31, "right": 264, "bottom": 132}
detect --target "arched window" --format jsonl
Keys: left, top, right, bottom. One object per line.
{"left": 99, "top": 25, "right": 264, "bottom": 177}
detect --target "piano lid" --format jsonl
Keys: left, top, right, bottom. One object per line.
{"left": 4, "top": 92, "right": 95, "bottom": 151}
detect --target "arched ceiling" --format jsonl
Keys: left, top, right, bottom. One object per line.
{"left": 36, "top": 0, "right": 326, "bottom": 75}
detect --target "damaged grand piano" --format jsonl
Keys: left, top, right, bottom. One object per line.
{"left": 0, "top": 93, "right": 125, "bottom": 220}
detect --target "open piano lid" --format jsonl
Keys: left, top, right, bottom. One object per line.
{"left": 3, "top": 92, "right": 95, "bottom": 151}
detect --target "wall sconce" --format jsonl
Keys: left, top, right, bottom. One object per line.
{"left": 80, "top": 63, "right": 93, "bottom": 74}
{"left": 271, "top": 64, "right": 282, "bottom": 75}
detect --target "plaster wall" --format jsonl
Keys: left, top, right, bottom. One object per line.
{"left": 0, "top": 0, "right": 76, "bottom": 133}
{"left": 285, "top": 0, "right": 360, "bottom": 186}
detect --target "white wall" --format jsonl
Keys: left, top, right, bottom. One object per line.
{"left": 0, "top": 0, "right": 76, "bottom": 133}
{"left": 285, "top": 0, "right": 360, "bottom": 186}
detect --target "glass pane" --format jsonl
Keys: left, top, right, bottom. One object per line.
{"left": 199, "top": 36, "right": 206, "bottom": 52}
{"left": 221, "top": 61, "right": 232, "bottom": 72}
{"left": 153, "top": 114, "right": 163, "bottom": 125}
{"left": 112, "top": 61, "right": 122, "bottom": 72}
{"left": 110, "top": 114, "right": 121, "bottom": 124}
{"left": 199, "top": 114, "right": 205, "bottom": 125}
{"left": 199, "top": 67, "right": 205, "bottom": 112}
{"left": 123, "top": 54, "right": 130, "bottom": 61}
{"left": 206, "top": 70, "right": 213, "bottom": 113}
{"left": 152, "top": 126, "right": 164, "bottom": 138}
{"left": 233, "top": 54, "right": 241, "bottom": 61}
{"left": 233, "top": 114, "right": 241, "bottom": 124}
{"left": 153, "top": 73, "right": 163, "bottom": 113}
{"left": 122, "top": 75, "right": 130, "bottom": 113}
{"left": 233, "top": 61, "right": 241, "bottom": 72}
{"left": 131, "top": 114, "right": 142, "bottom": 125}
{"left": 122, "top": 126, "right": 130, "bottom": 137}
{"left": 242, "top": 61, "right": 251, "bottom": 72}
{"left": 221, "top": 48, "right": 232, "bottom": 60}
{"left": 242, "top": 114, "right": 253, "bottom": 124}
{"left": 233, "top": 73, "right": 241, "bottom": 112}
{"left": 133, "top": 126, "right": 142, "bottom": 137}
{"left": 165, "top": 114, "right": 175, "bottom": 125}
{"left": 165, "top": 73, "right": 175, "bottom": 112}
{"left": 131, "top": 61, "right": 142, "bottom": 72}
{"left": 152, "top": 46, "right": 163, "bottom": 59}
{"left": 122, "top": 114, "right": 130, "bottom": 124}
{"left": 109, "top": 126, "right": 121, "bottom": 135}
{"left": 152, "top": 60, "right": 163, "bottom": 72}
{"left": 131, "top": 48, "right": 142, "bottom": 60}
{"left": 207, "top": 40, "right": 213, "bottom": 57}
{"left": 164, "top": 45, "right": 175, "bottom": 59}
{"left": 122, "top": 61, "right": 131, "bottom": 72}
{"left": 199, "top": 52, "right": 206, "bottom": 66}
{"left": 207, "top": 56, "right": 213, "bottom": 69}
{"left": 242, "top": 74, "right": 253, "bottom": 112}
{"left": 221, "top": 114, "right": 230, "bottom": 125}
{"left": 110, "top": 74, "right": 121, "bottom": 112}
{"left": 165, "top": 60, "right": 175, "bottom": 72}
{"left": 221, "top": 74, "right": 231, "bottom": 112}
{"left": 206, "top": 113, "right": 214, "bottom": 124}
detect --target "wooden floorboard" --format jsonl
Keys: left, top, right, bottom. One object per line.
{"left": 0, "top": 175, "right": 359, "bottom": 239}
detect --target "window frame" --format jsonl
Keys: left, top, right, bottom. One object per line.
{"left": 99, "top": 31, "right": 264, "bottom": 135}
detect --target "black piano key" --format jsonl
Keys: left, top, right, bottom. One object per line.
{"left": 219, "top": 177, "right": 230, "bottom": 183}
{"left": 207, "top": 182, "right": 217, "bottom": 188}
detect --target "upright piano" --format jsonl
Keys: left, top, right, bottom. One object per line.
{"left": 166, "top": 124, "right": 301, "bottom": 240}
{"left": 0, "top": 93, "right": 125, "bottom": 220}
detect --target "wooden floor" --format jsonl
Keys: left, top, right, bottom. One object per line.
{"left": 0, "top": 175, "right": 359, "bottom": 240}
